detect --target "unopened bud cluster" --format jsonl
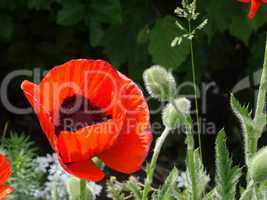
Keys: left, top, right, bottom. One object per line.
{"left": 143, "top": 65, "right": 191, "bottom": 129}
{"left": 162, "top": 97, "right": 191, "bottom": 129}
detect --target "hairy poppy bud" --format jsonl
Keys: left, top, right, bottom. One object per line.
{"left": 143, "top": 65, "right": 176, "bottom": 101}
{"left": 162, "top": 97, "right": 191, "bottom": 129}
{"left": 250, "top": 147, "right": 267, "bottom": 182}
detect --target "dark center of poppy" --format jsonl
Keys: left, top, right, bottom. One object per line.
{"left": 55, "top": 95, "right": 111, "bottom": 135}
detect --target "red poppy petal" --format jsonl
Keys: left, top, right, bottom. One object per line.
{"left": 21, "top": 81, "right": 56, "bottom": 149}
{"left": 38, "top": 59, "right": 121, "bottom": 116}
{"left": 57, "top": 119, "right": 123, "bottom": 163}
{"left": 99, "top": 129, "right": 152, "bottom": 173}
{"left": 59, "top": 158, "right": 105, "bottom": 182}
{"left": 99, "top": 74, "right": 152, "bottom": 173}
{"left": 0, "top": 185, "right": 14, "bottom": 200}
{"left": 0, "top": 155, "right": 11, "bottom": 186}
{"left": 248, "top": 0, "right": 262, "bottom": 18}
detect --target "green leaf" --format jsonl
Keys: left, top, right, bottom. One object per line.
{"left": 89, "top": 0, "right": 122, "bottom": 25}
{"left": 201, "top": 0, "right": 267, "bottom": 44}
{"left": 156, "top": 167, "right": 178, "bottom": 200}
{"left": 201, "top": 0, "right": 236, "bottom": 39}
{"left": 86, "top": 20, "right": 104, "bottom": 47}
{"left": 257, "top": 180, "right": 267, "bottom": 199}
{"left": 97, "top": 3, "right": 152, "bottom": 79}
{"left": 215, "top": 129, "right": 241, "bottom": 200}
{"left": 228, "top": 16, "right": 253, "bottom": 45}
{"left": 185, "top": 149, "right": 209, "bottom": 199}
{"left": 27, "top": 0, "right": 52, "bottom": 10}
{"left": 0, "top": 14, "right": 13, "bottom": 41}
{"left": 1, "top": 132, "right": 41, "bottom": 199}
{"left": 106, "top": 177, "right": 125, "bottom": 200}
{"left": 57, "top": 2, "right": 85, "bottom": 26}
{"left": 126, "top": 177, "right": 142, "bottom": 200}
{"left": 148, "top": 16, "right": 190, "bottom": 69}
{"left": 173, "top": 189, "right": 188, "bottom": 200}
{"left": 230, "top": 94, "right": 257, "bottom": 164}
{"left": 203, "top": 190, "right": 215, "bottom": 200}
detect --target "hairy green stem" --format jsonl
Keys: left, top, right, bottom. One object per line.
{"left": 142, "top": 127, "right": 171, "bottom": 200}
{"left": 185, "top": 118, "right": 197, "bottom": 200}
{"left": 80, "top": 179, "right": 87, "bottom": 200}
{"left": 244, "top": 34, "right": 267, "bottom": 197}
{"left": 188, "top": 19, "right": 202, "bottom": 160}
{"left": 239, "top": 181, "right": 255, "bottom": 200}
{"left": 254, "top": 34, "right": 267, "bottom": 138}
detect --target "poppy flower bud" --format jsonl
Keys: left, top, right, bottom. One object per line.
{"left": 143, "top": 65, "right": 176, "bottom": 101}
{"left": 162, "top": 97, "right": 191, "bottom": 129}
{"left": 250, "top": 147, "right": 267, "bottom": 182}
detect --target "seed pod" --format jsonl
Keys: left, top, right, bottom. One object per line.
{"left": 143, "top": 65, "right": 176, "bottom": 102}
{"left": 162, "top": 97, "right": 191, "bottom": 129}
{"left": 250, "top": 147, "right": 267, "bottom": 182}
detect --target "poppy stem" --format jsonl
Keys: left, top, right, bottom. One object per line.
{"left": 80, "top": 179, "right": 87, "bottom": 200}
{"left": 239, "top": 180, "right": 255, "bottom": 200}
{"left": 185, "top": 117, "right": 197, "bottom": 200}
{"left": 243, "top": 33, "right": 267, "bottom": 188}
{"left": 142, "top": 127, "right": 171, "bottom": 200}
{"left": 254, "top": 34, "right": 267, "bottom": 139}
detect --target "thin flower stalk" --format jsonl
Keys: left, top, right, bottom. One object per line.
{"left": 142, "top": 127, "right": 171, "bottom": 200}
{"left": 254, "top": 34, "right": 267, "bottom": 139}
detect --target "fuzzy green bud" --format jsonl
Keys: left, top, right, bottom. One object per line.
{"left": 143, "top": 65, "right": 176, "bottom": 102}
{"left": 162, "top": 97, "right": 191, "bottom": 129}
{"left": 250, "top": 147, "right": 267, "bottom": 182}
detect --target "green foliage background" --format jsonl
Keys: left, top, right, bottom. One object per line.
{"left": 0, "top": 0, "right": 266, "bottom": 182}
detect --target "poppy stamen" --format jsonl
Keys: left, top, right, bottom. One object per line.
{"left": 55, "top": 95, "right": 111, "bottom": 135}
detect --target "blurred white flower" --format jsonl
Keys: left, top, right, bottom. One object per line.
{"left": 87, "top": 182, "right": 103, "bottom": 197}
{"left": 177, "top": 172, "right": 187, "bottom": 188}
{"left": 34, "top": 153, "right": 53, "bottom": 173}
{"left": 33, "top": 153, "right": 69, "bottom": 199}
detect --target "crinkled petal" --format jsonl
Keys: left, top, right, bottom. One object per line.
{"left": 99, "top": 73, "right": 152, "bottom": 173}
{"left": 57, "top": 119, "right": 123, "bottom": 163}
{"left": 21, "top": 59, "right": 124, "bottom": 150}
{"left": 0, "top": 155, "right": 11, "bottom": 186}
{"left": 59, "top": 158, "right": 105, "bottom": 182}
{"left": 38, "top": 59, "right": 121, "bottom": 116}
{"left": 21, "top": 81, "right": 56, "bottom": 149}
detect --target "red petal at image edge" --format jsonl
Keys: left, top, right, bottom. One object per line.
{"left": 0, "top": 185, "right": 14, "bottom": 200}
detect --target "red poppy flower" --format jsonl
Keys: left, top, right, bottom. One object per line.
{"left": 239, "top": 0, "right": 267, "bottom": 19}
{"left": 21, "top": 59, "right": 152, "bottom": 181}
{"left": 0, "top": 154, "right": 14, "bottom": 200}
